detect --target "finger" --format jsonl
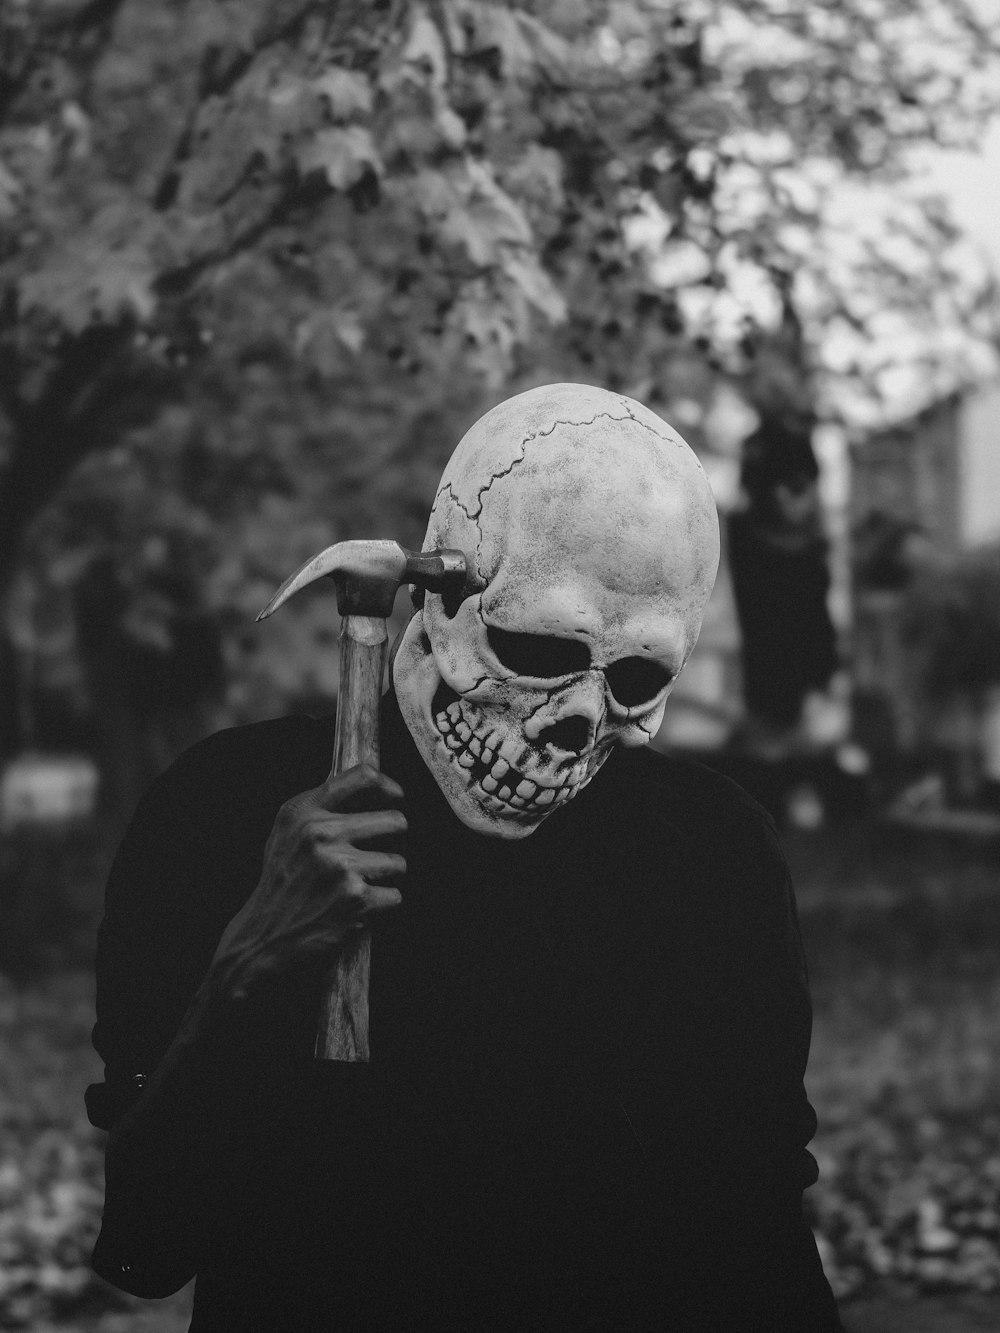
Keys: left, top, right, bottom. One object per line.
{"left": 319, "top": 848, "right": 407, "bottom": 884}
{"left": 310, "top": 809, "right": 407, "bottom": 849}
{"left": 362, "top": 852, "right": 407, "bottom": 883}
{"left": 356, "top": 884, "right": 404, "bottom": 918}
{"left": 328, "top": 878, "right": 403, "bottom": 931}
{"left": 320, "top": 763, "right": 405, "bottom": 813}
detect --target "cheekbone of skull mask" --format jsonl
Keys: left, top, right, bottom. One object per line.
{"left": 392, "top": 382, "right": 721, "bottom": 839}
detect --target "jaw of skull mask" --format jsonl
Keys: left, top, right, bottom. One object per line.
{"left": 393, "top": 382, "right": 720, "bottom": 839}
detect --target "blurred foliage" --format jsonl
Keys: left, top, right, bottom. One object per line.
{"left": 810, "top": 1109, "right": 1000, "bottom": 1301}
{"left": 795, "top": 830, "right": 1000, "bottom": 1304}
{"left": 0, "top": 826, "right": 102, "bottom": 978}
{"left": 804, "top": 876, "right": 1000, "bottom": 1303}
{"left": 0, "top": 972, "right": 109, "bottom": 1327}
{"left": 1, "top": 0, "right": 999, "bottom": 781}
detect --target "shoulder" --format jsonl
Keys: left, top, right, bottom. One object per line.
{"left": 133, "top": 714, "right": 336, "bottom": 821}
{"left": 111, "top": 714, "right": 337, "bottom": 904}
{"left": 624, "top": 743, "right": 771, "bottom": 816}
{"left": 92, "top": 715, "right": 334, "bottom": 1086}
{"left": 566, "top": 744, "right": 799, "bottom": 960}
{"left": 99, "top": 714, "right": 336, "bottom": 996}
{"left": 155, "top": 713, "right": 335, "bottom": 783}
{"left": 585, "top": 743, "right": 782, "bottom": 862}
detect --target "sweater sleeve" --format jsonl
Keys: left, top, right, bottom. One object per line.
{"left": 747, "top": 824, "right": 844, "bottom": 1331}
{"left": 702, "top": 780, "right": 843, "bottom": 1331}
{"left": 87, "top": 716, "right": 330, "bottom": 1131}
{"left": 86, "top": 720, "right": 329, "bottom": 1296}
{"left": 603, "top": 750, "right": 844, "bottom": 1330}
{"left": 87, "top": 734, "right": 242, "bottom": 1133}
{"left": 85, "top": 734, "right": 251, "bottom": 1295}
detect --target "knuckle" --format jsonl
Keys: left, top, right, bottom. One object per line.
{"left": 280, "top": 785, "right": 319, "bottom": 818}
{"left": 341, "top": 875, "right": 368, "bottom": 908}
{"left": 306, "top": 813, "right": 348, "bottom": 852}
{"left": 300, "top": 829, "right": 325, "bottom": 861}
{"left": 318, "top": 843, "right": 351, "bottom": 876}
{"left": 303, "top": 814, "right": 328, "bottom": 844}
{"left": 275, "top": 797, "right": 299, "bottom": 827}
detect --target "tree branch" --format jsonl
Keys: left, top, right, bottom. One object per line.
{"left": 150, "top": 0, "right": 327, "bottom": 212}
{"left": 154, "top": 172, "right": 331, "bottom": 300}
{"left": 0, "top": 327, "right": 174, "bottom": 582}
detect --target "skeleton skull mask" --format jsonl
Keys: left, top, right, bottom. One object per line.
{"left": 393, "top": 383, "right": 720, "bottom": 839}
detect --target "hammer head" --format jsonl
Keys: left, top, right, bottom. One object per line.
{"left": 256, "top": 540, "right": 469, "bottom": 622}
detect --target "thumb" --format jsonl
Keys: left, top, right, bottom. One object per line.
{"left": 281, "top": 781, "right": 332, "bottom": 816}
{"left": 319, "top": 762, "right": 405, "bottom": 812}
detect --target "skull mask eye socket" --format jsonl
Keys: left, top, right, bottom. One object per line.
{"left": 604, "top": 657, "right": 673, "bottom": 708}
{"left": 486, "top": 625, "right": 672, "bottom": 706}
{"left": 486, "top": 625, "right": 591, "bottom": 679}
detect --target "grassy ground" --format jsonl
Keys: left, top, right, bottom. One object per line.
{"left": 790, "top": 822, "right": 1000, "bottom": 1329}
{"left": 1, "top": 816, "right": 998, "bottom": 1329}
{"left": 0, "top": 969, "right": 194, "bottom": 1332}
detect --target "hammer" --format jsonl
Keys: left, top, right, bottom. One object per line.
{"left": 256, "top": 540, "right": 468, "bottom": 1062}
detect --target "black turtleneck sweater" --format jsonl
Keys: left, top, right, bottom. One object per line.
{"left": 88, "top": 691, "right": 841, "bottom": 1331}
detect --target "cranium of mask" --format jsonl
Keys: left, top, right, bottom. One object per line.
{"left": 393, "top": 382, "right": 720, "bottom": 839}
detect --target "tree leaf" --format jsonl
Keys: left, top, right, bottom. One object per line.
{"left": 438, "top": 163, "right": 533, "bottom": 264}
{"left": 312, "top": 67, "right": 374, "bottom": 121}
{"left": 500, "top": 254, "right": 567, "bottom": 323}
{"left": 403, "top": 5, "right": 448, "bottom": 87}
{"left": 296, "top": 126, "right": 382, "bottom": 190}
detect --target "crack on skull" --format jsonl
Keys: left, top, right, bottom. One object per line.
{"left": 611, "top": 395, "right": 691, "bottom": 452}
{"left": 472, "top": 428, "right": 539, "bottom": 525}
{"left": 431, "top": 484, "right": 487, "bottom": 585}
{"left": 469, "top": 411, "right": 627, "bottom": 584}
{"left": 433, "top": 481, "right": 477, "bottom": 526}
{"left": 464, "top": 670, "right": 496, "bottom": 694}
{"left": 526, "top": 690, "right": 557, "bottom": 723}
{"left": 471, "top": 411, "right": 637, "bottom": 523}
{"left": 536, "top": 410, "right": 634, "bottom": 439}
{"left": 444, "top": 408, "right": 693, "bottom": 589}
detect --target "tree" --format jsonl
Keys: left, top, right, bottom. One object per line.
{"left": 2, "top": 0, "right": 998, "bottom": 777}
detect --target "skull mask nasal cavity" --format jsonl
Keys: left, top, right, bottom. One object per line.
{"left": 393, "top": 382, "right": 721, "bottom": 840}
{"left": 540, "top": 714, "right": 592, "bottom": 755}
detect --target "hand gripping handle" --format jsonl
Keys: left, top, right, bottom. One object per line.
{"left": 257, "top": 541, "right": 468, "bottom": 1063}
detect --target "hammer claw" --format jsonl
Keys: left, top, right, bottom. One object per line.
{"left": 255, "top": 541, "right": 393, "bottom": 621}
{"left": 256, "top": 539, "right": 468, "bottom": 622}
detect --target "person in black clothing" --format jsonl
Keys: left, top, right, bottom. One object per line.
{"left": 728, "top": 417, "right": 840, "bottom": 738}
{"left": 88, "top": 384, "right": 842, "bottom": 1331}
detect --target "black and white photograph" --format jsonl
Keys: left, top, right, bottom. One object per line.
{"left": 1, "top": 2, "right": 999, "bottom": 1329}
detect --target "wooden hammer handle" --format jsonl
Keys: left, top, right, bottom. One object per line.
{"left": 314, "top": 614, "right": 388, "bottom": 1062}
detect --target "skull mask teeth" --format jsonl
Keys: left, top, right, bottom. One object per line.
{"left": 430, "top": 682, "right": 611, "bottom": 823}
{"left": 393, "top": 383, "right": 720, "bottom": 840}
